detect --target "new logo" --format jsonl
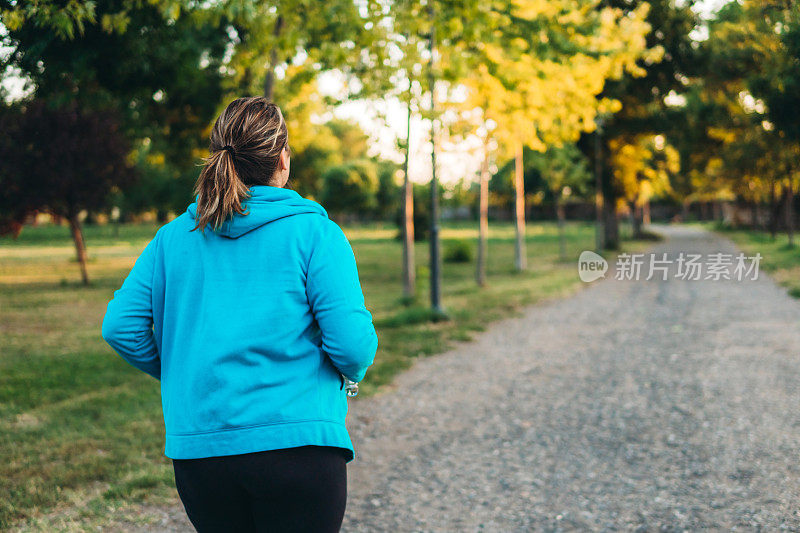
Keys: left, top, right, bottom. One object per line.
{"left": 578, "top": 251, "right": 608, "bottom": 283}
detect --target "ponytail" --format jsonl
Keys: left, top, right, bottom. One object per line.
{"left": 191, "top": 148, "right": 251, "bottom": 233}
{"left": 190, "top": 96, "right": 289, "bottom": 234}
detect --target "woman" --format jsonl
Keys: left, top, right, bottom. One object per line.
{"left": 101, "top": 96, "right": 378, "bottom": 532}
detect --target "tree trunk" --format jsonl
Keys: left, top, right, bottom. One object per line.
{"left": 514, "top": 137, "right": 526, "bottom": 271}
{"left": 629, "top": 200, "right": 643, "bottom": 239}
{"left": 753, "top": 200, "right": 761, "bottom": 231}
{"left": 556, "top": 200, "right": 566, "bottom": 261}
{"left": 476, "top": 136, "right": 490, "bottom": 286}
{"left": 600, "top": 151, "right": 619, "bottom": 250}
{"left": 68, "top": 213, "right": 90, "bottom": 285}
{"left": 427, "top": 0, "right": 443, "bottom": 314}
{"left": 785, "top": 182, "right": 795, "bottom": 247}
{"left": 263, "top": 15, "right": 285, "bottom": 100}
{"left": 770, "top": 180, "right": 778, "bottom": 240}
{"left": 402, "top": 101, "right": 415, "bottom": 300}
{"left": 594, "top": 127, "right": 604, "bottom": 251}
{"left": 603, "top": 198, "right": 619, "bottom": 250}
{"left": 627, "top": 202, "right": 634, "bottom": 239}
{"left": 642, "top": 199, "right": 651, "bottom": 226}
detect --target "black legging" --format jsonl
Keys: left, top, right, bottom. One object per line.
{"left": 172, "top": 445, "right": 349, "bottom": 532}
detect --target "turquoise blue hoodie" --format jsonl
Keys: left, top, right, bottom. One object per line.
{"left": 101, "top": 185, "right": 378, "bottom": 462}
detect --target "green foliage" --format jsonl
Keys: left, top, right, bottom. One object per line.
{"left": 492, "top": 144, "right": 593, "bottom": 207}
{"left": 444, "top": 239, "right": 473, "bottom": 263}
{"left": 2, "top": 0, "right": 232, "bottom": 218}
{"left": 442, "top": 178, "right": 478, "bottom": 213}
{"left": 686, "top": 0, "right": 800, "bottom": 207}
{"left": 288, "top": 119, "right": 385, "bottom": 200}
{"left": 493, "top": 143, "right": 592, "bottom": 202}
{"left": 745, "top": 3, "right": 800, "bottom": 142}
{"left": 320, "top": 160, "right": 380, "bottom": 216}
{"left": 375, "top": 160, "right": 403, "bottom": 220}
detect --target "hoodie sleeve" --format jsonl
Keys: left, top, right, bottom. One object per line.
{"left": 101, "top": 231, "right": 161, "bottom": 380}
{"left": 306, "top": 219, "right": 378, "bottom": 383}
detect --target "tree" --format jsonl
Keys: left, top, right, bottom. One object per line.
{"left": 0, "top": 100, "right": 136, "bottom": 284}
{"left": 287, "top": 114, "right": 378, "bottom": 198}
{"left": 212, "top": 0, "right": 384, "bottom": 102}
{"left": 454, "top": 0, "right": 657, "bottom": 271}
{"left": 537, "top": 145, "right": 593, "bottom": 259}
{"left": 320, "top": 160, "right": 380, "bottom": 219}
{"left": 690, "top": 1, "right": 800, "bottom": 243}
{"left": 745, "top": 2, "right": 800, "bottom": 143}
{"left": 2, "top": 0, "right": 232, "bottom": 216}
{"left": 595, "top": 0, "right": 697, "bottom": 248}
{"left": 734, "top": 1, "right": 800, "bottom": 243}
{"left": 608, "top": 134, "right": 677, "bottom": 238}
{"left": 359, "top": 0, "right": 513, "bottom": 310}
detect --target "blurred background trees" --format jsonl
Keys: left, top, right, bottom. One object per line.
{"left": 1, "top": 0, "right": 799, "bottom": 281}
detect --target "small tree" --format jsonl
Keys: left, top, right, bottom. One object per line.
{"left": 320, "top": 160, "right": 379, "bottom": 221}
{"left": 0, "top": 100, "right": 136, "bottom": 284}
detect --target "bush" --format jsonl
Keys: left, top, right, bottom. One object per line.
{"left": 320, "top": 160, "right": 379, "bottom": 216}
{"left": 444, "top": 239, "right": 473, "bottom": 263}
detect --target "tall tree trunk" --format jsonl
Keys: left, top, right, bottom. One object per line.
{"left": 263, "top": 15, "right": 285, "bottom": 100}
{"left": 631, "top": 201, "right": 642, "bottom": 238}
{"left": 68, "top": 213, "right": 90, "bottom": 285}
{"left": 753, "top": 200, "right": 761, "bottom": 231}
{"left": 603, "top": 197, "right": 619, "bottom": 250}
{"left": 594, "top": 126, "right": 604, "bottom": 251}
{"left": 600, "top": 151, "right": 618, "bottom": 249}
{"left": 476, "top": 136, "right": 490, "bottom": 286}
{"left": 427, "top": 0, "right": 443, "bottom": 314}
{"left": 638, "top": 203, "right": 645, "bottom": 234}
{"left": 642, "top": 199, "right": 651, "bottom": 226}
{"left": 514, "top": 137, "right": 526, "bottom": 271}
{"left": 556, "top": 199, "right": 566, "bottom": 261}
{"left": 785, "top": 182, "right": 795, "bottom": 247}
{"left": 402, "top": 100, "right": 415, "bottom": 300}
{"left": 770, "top": 179, "right": 778, "bottom": 240}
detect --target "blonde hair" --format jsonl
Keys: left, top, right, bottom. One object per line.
{"left": 191, "top": 96, "right": 290, "bottom": 233}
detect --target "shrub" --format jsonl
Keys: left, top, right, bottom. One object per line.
{"left": 444, "top": 239, "right": 473, "bottom": 263}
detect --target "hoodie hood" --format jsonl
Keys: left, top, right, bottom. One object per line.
{"left": 186, "top": 185, "right": 328, "bottom": 239}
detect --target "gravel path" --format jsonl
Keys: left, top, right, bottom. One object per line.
{"left": 136, "top": 225, "right": 800, "bottom": 531}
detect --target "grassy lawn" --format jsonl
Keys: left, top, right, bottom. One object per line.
{"left": 711, "top": 224, "right": 800, "bottom": 298}
{"left": 1, "top": 218, "right": 642, "bottom": 530}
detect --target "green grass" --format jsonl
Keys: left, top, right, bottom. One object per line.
{"left": 711, "top": 224, "right": 800, "bottom": 297}
{"left": 0, "top": 218, "right": 644, "bottom": 530}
